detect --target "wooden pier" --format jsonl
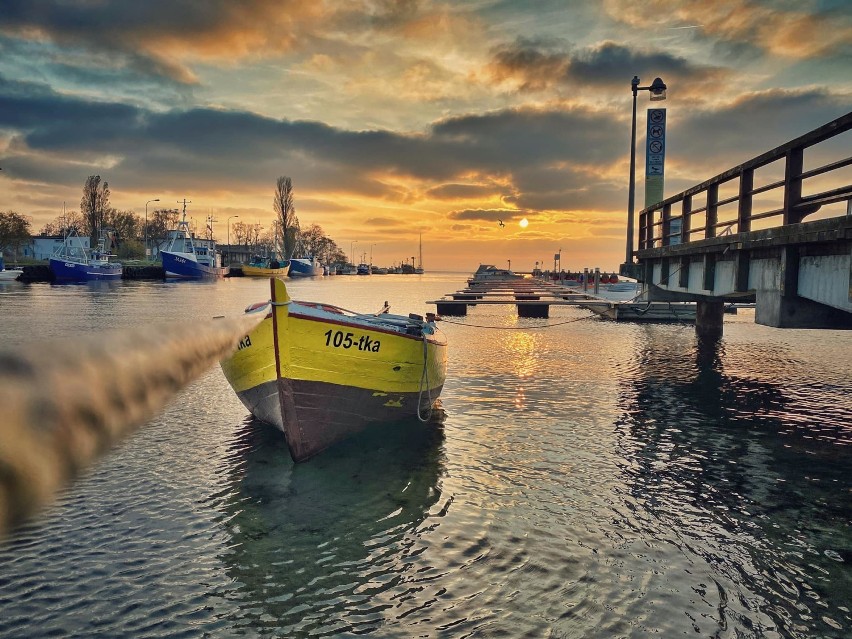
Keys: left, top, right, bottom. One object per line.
{"left": 629, "top": 111, "right": 852, "bottom": 335}
{"left": 429, "top": 277, "right": 711, "bottom": 322}
{"left": 428, "top": 279, "right": 630, "bottom": 319}
{"left": 429, "top": 279, "right": 595, "bottom": 318}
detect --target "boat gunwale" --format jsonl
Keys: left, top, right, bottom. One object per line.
{"left": 242, "top": 297, "right": 447, "bottom": 346}
{"left": 286, "top": 309, "right": 447, "bottom": 346}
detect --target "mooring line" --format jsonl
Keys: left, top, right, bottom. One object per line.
{"left": 438, "top": 314, "right": 597, "bottom": 330}
{"left": 0, "top": 310, "right": 265, "bottom": 537}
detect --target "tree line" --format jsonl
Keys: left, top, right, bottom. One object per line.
{"left": 1, "top": 175, "right": 349, "bottom": 264}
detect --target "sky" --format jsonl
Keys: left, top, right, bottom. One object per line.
{"left": 1, "top": 0, "right": 851, "bottom": 272}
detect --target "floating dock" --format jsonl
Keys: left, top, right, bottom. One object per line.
{"left": 428, "top": 279, "right": 612, "bottom": 319}
{"left": 429, "top": 278, "right": 702, "bottom": 322}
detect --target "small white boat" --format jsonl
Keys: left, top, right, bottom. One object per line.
{"left": 0, "top": 257, "right": 23, "bottom": 281}
{"left": 467, "top": 264, "right": 525, "bottom": 285}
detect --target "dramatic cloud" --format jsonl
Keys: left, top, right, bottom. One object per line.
{"left": 0, "top": 1, "right": 849, "bottom": 270}
{"left": 485, "top": 39, "right": 731, "bottom": 98}
{"left": 447, "top": 208, "right": 526, "bottom": 223}
{"left": 602, "top": 0, "right": 852, "bottom": 60}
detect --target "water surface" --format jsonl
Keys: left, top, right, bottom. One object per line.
{"left": 1, "top": 274, "right": 849, "bottom": 637}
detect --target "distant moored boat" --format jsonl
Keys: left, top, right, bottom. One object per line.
{"left": 48, "top": 230, "right": 122, "bottom": 282}
{"left": 161, "top": 201, "right": 229, "bottom": 279}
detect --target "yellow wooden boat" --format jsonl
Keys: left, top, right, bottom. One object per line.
{"left": 221, "top": 278, "right": 448, "bottom": 461}
{"left": 242, "top": 258, "right": 290, "bottom": 277}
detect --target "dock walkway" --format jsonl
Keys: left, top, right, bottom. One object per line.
{"left": 429, "top": 279, "right": 614, "bottom": 318}
{"left": 429, "top": 277, "right": 703, "bottom": 322}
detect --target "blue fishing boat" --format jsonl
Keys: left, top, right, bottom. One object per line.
{"left": 48, "top": 231, "right": 122, "bottom": 281}
{"left": 161, "top": 202, "right": 229, "bottom": 278}
{"left": 288, "top": 256, "right": 323, "bottom": 277}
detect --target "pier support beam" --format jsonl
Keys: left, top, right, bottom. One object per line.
{"left": 517, "top": 304, "right": 549, "bottom": 318}
{"left": 436, "top": 302, "right": 467, "bottom": 316}
{"left": 695, "top": 301, "right": 724, "bottom": 340}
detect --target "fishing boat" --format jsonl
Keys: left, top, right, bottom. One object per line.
{"left": 161, "top": 202, "right": 229, "bottom": 278}
{"left": 48, "top": 230, "right": 122, "bottom": 281}
{"left": 220, "top": 278, "right": 448, "bottom": 462}
{"left": 0, "top": 256, "right": 23, "bottom": 281}
{"left": 242, "top": 256, "right": 290, "bottom": 278}
{"left": 356, "top": 262, "right": 371, "bottom": 275}
{"left": 288, "top": 256, "right": 323, "bottom": 277}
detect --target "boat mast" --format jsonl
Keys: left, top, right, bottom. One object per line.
{"left": 418, "top": 233, "right": 422, "bottom": 269}
{"left": 177, "top": 199, "right": 192, "bottom": 228}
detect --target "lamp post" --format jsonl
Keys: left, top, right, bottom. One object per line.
{"left": 226, "top": 215, "right": 238, "bottom": 265}
{"left": 351, "top": 240, "right": 357, "bottom": 266}
{"left": 144, "top": 198, "right": 159, "bottom": 258}
{"left": 625, "top": 75, "right": 666, "bottom": 273}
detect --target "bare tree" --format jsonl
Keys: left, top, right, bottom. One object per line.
{"left": 298, "top": 223, "right": 346, "bottom": 264}
{"left": 146, "top": 209, "right": 179, "bottom": 247}
{"left": 0, "top": 211, "right": 32, "bottom": 261}
{"left": 80, "top": 175, "right": 111, "bottom": 244}
{"left": 105, "top": 209, "right": 142, "bottom": 245}
{"left": 232, "top": 221, "right": 248, "bottom": 246}
{"left": 248, "top": 223, "right": 263, "bottom": 248}
{"left": 39, "top": 211, "right": 85, "bottom": 236}
{"left": 273, "top": 176, "right": 298, "bottom": 258}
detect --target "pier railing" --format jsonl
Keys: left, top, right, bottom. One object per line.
{"left": 638, "top": 111, "right": 852, "bottom": 250}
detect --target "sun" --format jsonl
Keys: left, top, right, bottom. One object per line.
{"left": 519, "top": 218, "right": 529, "bottom": 228}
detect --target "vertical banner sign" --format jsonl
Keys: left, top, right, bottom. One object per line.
{"left": 645, "top": 108, "right": 666, "bottom": 208}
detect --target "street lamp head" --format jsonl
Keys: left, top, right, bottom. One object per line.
{"left": 631, "top": 75, "right": 640, "bottom": 89}
{"left": 649, "top": 77, "right": 667, "bottom": 101}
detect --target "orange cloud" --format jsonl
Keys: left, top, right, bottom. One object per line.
{"left": 603, "top": 0, "right": 852, "bottom": 59}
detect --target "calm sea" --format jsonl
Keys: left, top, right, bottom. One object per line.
{"left": 0, "top": 273, "right": 850, "bottom": 638}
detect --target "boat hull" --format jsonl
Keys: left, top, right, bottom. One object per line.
{"left": 221, "top": 280, "right": 447, "bottom": 461}
{"left": 0, "top": 269, "right": 23, "bottom": 281}
{"left": 162, "top": 252, "right": 229, "bottom": 278}
{"left": 49, "top": 257, "right": 122, "bottom": 281}
{"left": 242, "top": 263, "right": 290, "bottom": 277}
{"left": 289, "top": 258, "right": 323, "bottom": 277}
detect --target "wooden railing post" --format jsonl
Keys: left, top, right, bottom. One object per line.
{"left": 784, "top": 147, "right": 804, "bottom": 224}
{"left": 681, "top": 194, "right": 692, "bottom": 243}
{"left": 706, "top": 184, "right": 719, "bottom": 238}
{"left": 661, "top": 203, "right": 672, "bottom": 246}
{"left": 738, "top": 168, "right": 753, "bottom": 233}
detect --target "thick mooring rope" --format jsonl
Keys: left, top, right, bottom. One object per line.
{"left": 0, "top": 312, "right": 265, "bottom": 537}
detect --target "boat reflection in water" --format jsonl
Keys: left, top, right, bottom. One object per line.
{"left": 214, "top": 410, "right": 447, "bottom": 636}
